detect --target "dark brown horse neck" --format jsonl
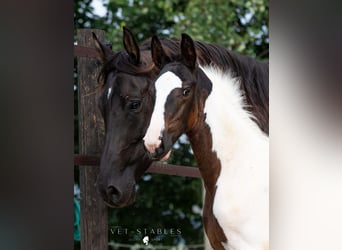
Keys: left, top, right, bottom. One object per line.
{"left": 188, "top": 122, "right": 220, "bottom": 194}
{"left": 187, "top": 120, "right": 227, "bottom": 249}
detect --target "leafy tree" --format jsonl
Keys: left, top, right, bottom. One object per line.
{"left": 171, "top": 0, "right": 269, "bottom": 59}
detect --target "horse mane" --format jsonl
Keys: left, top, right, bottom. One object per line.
{"left": 194, "top": 41, "right": 269, "bottom": 134}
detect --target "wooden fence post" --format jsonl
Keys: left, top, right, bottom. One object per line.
{"left": 77, "top": 29, "right": 108, "bottom": 250}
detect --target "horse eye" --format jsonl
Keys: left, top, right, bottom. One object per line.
{"left": 129, "top": 100, "right": 141, "bottom": 110}
{"left": 182, "top": 88, "right": 191, "bottom": 97}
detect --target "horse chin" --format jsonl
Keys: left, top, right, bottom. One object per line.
{"left": 100, "top": 183, "right": 136, "bottom": 208}
{"left": 160, "top": 150, "right": 171, "bottom": 161}
{"left": 145, "top": 138, "right": 171, "bottom": 161}
{"left": 104, "top": 197, "right": 135, "bottom": 208}
{"left": 151, "top": 139, "right": 172, "bottom": 161}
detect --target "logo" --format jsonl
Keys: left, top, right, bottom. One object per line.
{"left": 142, "top": 236, "right": 149, "bottom": 245}
{"left": 110, "top": 227, "right": 182, "bottom": 244}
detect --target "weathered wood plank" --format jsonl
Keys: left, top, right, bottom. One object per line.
{"left": 74, "top": 45, "right": 98, "bottom": 58}
{"left": 77, "top": 29, "right": 107, "bottom": 250}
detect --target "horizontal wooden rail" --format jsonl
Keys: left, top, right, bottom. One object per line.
{"left": 147, "top": 162, "right": 201, "bottom": 178}
{"left": 74, "top": 154, "right": 201, "bottom": 179}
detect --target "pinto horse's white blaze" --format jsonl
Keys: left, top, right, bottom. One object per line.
{"left": 201, "top": 66, "right": 269, "bottom": 250}
{"left": 143, "top": 71, "right": 182, "bottom": 156}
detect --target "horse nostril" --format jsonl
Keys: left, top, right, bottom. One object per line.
{"left": 107, "top": 186, "right": 121, "bottom": 201}
{"left": 158, "top": 130, "right": 164, "bottom": 140}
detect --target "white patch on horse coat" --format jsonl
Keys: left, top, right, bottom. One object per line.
{"left": 107, "top": 87, "right": 112, "bottom": 100}
{"left": 143, "top": 71, "right": 182, "bottom": 153}
{"left": 201, "top": 66, "right": 269, "bottom": 250}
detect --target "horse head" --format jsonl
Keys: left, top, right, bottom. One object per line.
{"left": 93, "top": 28, "right": 157, "bottom": 207}
{"left": 143, "top": 34, "right": 211, "bottom": 161}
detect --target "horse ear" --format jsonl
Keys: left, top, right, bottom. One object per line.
{"left": 151, "top": 35, "right": 170, "bottom": 69}
{"left": 181, "top": 33, "right": 196, "bottom": 70}
{"left": 92, "top": 32, "right": 113, "bottom": 64}
{"left": 123, "top": 27, "right": 140, "bottom": 65}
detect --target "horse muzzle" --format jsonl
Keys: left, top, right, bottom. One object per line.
{"left": 98, "top": 182, "right": 136, "bottom": 208}
{"left": 144, "top": 136, "right": 172, "bottom": 161}
{"left": 96, "top": 168, "right": 137, "bottom": 208}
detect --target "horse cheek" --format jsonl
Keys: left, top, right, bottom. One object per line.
{"left": 187, "top": 102, "right": 199, "bottom": 131}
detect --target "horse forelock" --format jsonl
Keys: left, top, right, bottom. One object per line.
{"left": 97, "top": 37, "right": 183, "bottom": 88}
{"left": 97, "top": 49, "right": 155, "bottom": 87}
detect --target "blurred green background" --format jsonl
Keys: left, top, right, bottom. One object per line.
{"left": 74, "top": 0, "right": 268, "bottom": 249}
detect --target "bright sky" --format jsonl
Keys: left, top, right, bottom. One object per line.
{"left": 91, "top": 0, "right": 107, "bottom": 17}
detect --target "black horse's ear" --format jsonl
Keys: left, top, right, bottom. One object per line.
{"left": 181, "top": 33, "right": 196, "bottom": 70}
{"left": 151, "top": 35, "right": 170, "bottom": 69}
{"left": 92, "top": 32, "right": 114, "bottom": 64}
{"left": 123, "top": 27, "right": 140, "bottom": 65}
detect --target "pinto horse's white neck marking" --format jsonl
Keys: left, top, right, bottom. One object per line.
{"left": 107, "top": 87, "right": 112, "bottom": 100}
{"left": 143, "top": 71, "right": 182, "bottom": 154}
{"left": 200, "top": 66, "right": 269, "bottom": 250}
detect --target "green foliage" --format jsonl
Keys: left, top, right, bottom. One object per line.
{"left": 74, "top": 0, "right": 109, "bottom": 36}
{"left": 74, "top": 0, "right": 268, "bottom": 59}
{"left": 171, "top": 0, "right": 269, "bottom": 59}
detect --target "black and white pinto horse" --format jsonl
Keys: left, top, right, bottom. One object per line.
{"left": 143, "top": 34, "right": 269, "bottom": 250}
